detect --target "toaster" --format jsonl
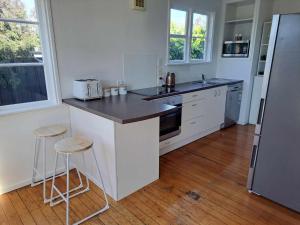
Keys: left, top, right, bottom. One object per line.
{"left": 73, "top": 79, "right": 103, "bottom": 100}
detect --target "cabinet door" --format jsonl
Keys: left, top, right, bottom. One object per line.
{"left": 205, "top": 86, "right": 227, "bottom": 128}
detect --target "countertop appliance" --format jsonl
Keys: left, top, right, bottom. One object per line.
{"left": 223, "top": 83, "right": 243, "bottom": 128}
{"left": 247, "top": 14, "right": 300, "bottom": 212}
{"left": 73, "top": 79, "right": 102, "bottom": 100}
{"left": 222, "top": 40, "right": 250, "bottom": 57}
{"left": 165, "top": 72, "right": 176, "bottom": 87}
{"left": 146, "top": 95, "right": 182, "bottom": 141}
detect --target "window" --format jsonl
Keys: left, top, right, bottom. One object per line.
{"left": 169, "top": 9, "right": 187, "bottom": 62}
{"left": 0, "top": 0, "right": 59, "bottom": 114}
{"left": 168, "top": 8, "right": 214, "bottom": 64}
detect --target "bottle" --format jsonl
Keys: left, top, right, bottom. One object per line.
{"left": 234, "top": 34, "right": 239, "bottom": 41}
{"left": 238, "top": 34, "right": 243, "bottom": 41}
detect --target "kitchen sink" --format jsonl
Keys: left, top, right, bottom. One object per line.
{"left": 192, "top": 80, "right": 218, "bottom": 85}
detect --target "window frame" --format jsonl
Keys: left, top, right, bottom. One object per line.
{"left": 168, "top": 8, "right": 189, "bottom": 63}
{"left": 167, "top": 7, "right": 214, "bottom": 65}
{"left": 0, "top": 0, "right": 60, "bottom": 115}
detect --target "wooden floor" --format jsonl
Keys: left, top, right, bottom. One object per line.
{"left": 1, "top": 125, "right": 300, "bottom": 225}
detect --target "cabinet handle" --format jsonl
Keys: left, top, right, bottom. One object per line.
{"left": 190, "top": 121, "right": 196, "bottom": 125}
{"left": 192, "top": 94, "right": 198, "bottom": 98}
{"left": 192, "top": 104, "right": 197, "bottom": 107}
{"left": 214, "top": 90, "right": 217, "bottom": 97}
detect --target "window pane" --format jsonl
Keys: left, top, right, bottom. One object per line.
{"left": 0, "top": 0, "right": 37, "bottom": 21}
{"left": 0, "top": 65, "right": 47, "bottom": 106}
{"left": 192, "top": 13, "right": 207, "bottom": 37}
{"left": 170, "top": 9, "right": 186, "bottom": 35}
{"left": 191, "top": 38, "right": 205, "bottom": 60}
{"left": 169, "top": 37, "right": 185, "bottom": 61}
{"left": 0, "top": 21, "right": 42, "bottom": 63}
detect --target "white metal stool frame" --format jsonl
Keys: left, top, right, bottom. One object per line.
{"left": 31, "top": 128, "right": 84, "bottom": 204}
{"left": 50, "top": 146, "right": 109, "bottom": 225}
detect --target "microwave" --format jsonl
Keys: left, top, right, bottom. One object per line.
{"left": 73, "top": 79, "right": 103, "bottom": 100}
{"left": 222, "top": 40, "right": 250, "bottom": 57}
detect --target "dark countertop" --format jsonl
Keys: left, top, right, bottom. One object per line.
{"left": 63, "top": 78, "right": 243, "bottom": 124}
{"left": 131, "top": 78, "right": 243, "bottom": 100}
{"left": 63, "top": 93, "right": 177, "bottom": 124}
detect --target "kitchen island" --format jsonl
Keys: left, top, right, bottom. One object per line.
{"left": 64, "top": 93, "right": 175, "bottom": 201}
{"left": 63, "top": 78, "right": 243, "bottom": 201}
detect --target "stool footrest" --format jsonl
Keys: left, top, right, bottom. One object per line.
{"left": 50, "top": 184, "right": 88, "bottom": 207}
{"left": 31, "top": 170, "right": 66, "bottom": 187}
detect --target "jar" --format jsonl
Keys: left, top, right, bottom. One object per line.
{"left": 104, "top": 88, "right": 111, "bottom": 97}
{"left": 119, "top": 85, "right": 127, "bottom": 95}
{"left": 111, "top": 87, "right": 119, "bottom": 96}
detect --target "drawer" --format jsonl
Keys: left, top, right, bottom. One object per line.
{"left": 182, "top": 90, "right": 209, "bottom": 103}
{"left": 182, "top": 99, "right": 208, "bottom": 121}
{"left": 159, "top": 132, "right": 183, "bottom": 149}
{"left": 181, "top": 116, "right": 207, "bottom": 139}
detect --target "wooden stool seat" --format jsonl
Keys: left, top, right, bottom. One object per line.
{"left": 34, "top": 124, "right": 67, "bottom": 138}
{"left": 54, "top": 137, "right": 93, "bottom": 154}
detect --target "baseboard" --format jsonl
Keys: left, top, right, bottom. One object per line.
{"left": 0, "top": 167, "right": 65, "bottom": 195}
{"left": 160, "top": 126, "right": 220, "bottom": 156}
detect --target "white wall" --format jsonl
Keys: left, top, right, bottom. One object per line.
{"left": 216, "top": 0, "right": 273, "bottom": 125}
{"left": 51, "top": 0, "right": 167, "bottom": 96}
{"left": 273, "top": 0, "right": 300, "bottom": 14}
{"left": 51, "top": 0, "right": 222, "bottom": 97}
{"left": 216, "top": 0, "right": 258, "bottom": 124}
{"left": 0, "top": 105, "right": 69, "bottom": 194}
{"left": 168, "top": 0, "right": 222, "bottom": 83}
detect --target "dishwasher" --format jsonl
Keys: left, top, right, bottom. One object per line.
{"left": 223, "top": 83, "right": 243, "bottom": 128}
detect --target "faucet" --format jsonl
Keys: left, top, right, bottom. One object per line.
{"left": 202, "top": 74, "right": 207, "bottom": 84}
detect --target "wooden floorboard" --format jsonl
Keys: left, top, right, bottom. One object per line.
{"left": 2, "top": 125, "right": 300, "bottom": 225}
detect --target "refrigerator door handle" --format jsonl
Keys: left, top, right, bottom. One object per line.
{"left": 257, "top": 98, "right": 265, "bottom": 125}
{"left": 247, "top": 135, "right": 260, "bottom": 190}
{"left": 255, "top": 98, "right": 265, "bottom": 135}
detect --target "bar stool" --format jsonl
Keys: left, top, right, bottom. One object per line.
{"left": 50, "top": 136, "right": 109, "bottom": 225}
{"left": 32, "top": 124, "right": 83, "bottom": 203}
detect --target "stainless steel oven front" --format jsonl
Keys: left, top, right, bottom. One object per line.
{"left": 160, "top": 104, "right": 182, "bottom": 141}
{"left": 149, "top": 95, "right": 182, "bottom": 142}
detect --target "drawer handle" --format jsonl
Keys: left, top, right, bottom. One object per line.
{"left": 190, "top": 121, "right": 196, "bottom": 125}
{"left": 192, "top": 104, "right": 197, "bottom": 107}
{"left": 192, "top": 94, "right": 198, "bottom": 98}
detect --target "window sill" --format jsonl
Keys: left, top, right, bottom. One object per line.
{"left": 0, "top": 100, "right": 61, "bottom": 117}
{"left": 166, "top": 60, "right": 212, "bottom": 66}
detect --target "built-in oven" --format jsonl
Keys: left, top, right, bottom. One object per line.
{"left": 148, "top": 95, "right": 182, "bottom": 141}
{"left": 160, "top": 103, "right": 182, "bottom": 141}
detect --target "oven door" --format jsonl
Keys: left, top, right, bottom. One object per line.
{"left": 159, "top": 106, "right": 182, "bottom": 141}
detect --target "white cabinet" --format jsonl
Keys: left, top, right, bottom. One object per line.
{"left": 205, "top": 86, "right": 227, "bottom": 127}
{"left": 160, "top": 86, "right": 227, "bottom": 155}
{"left": 69, "top": 106, "right": 160, "bottom": 201}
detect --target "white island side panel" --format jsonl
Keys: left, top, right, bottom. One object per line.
{"left": 115, "top": 117, "right": 160, "bottom": 200}
{"left": 69, "top": 106, "right": 117, "bottom": 199}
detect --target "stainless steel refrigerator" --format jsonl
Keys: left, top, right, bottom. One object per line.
{"left": 247, "top": 14, "right": 300, "bottom": 212}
